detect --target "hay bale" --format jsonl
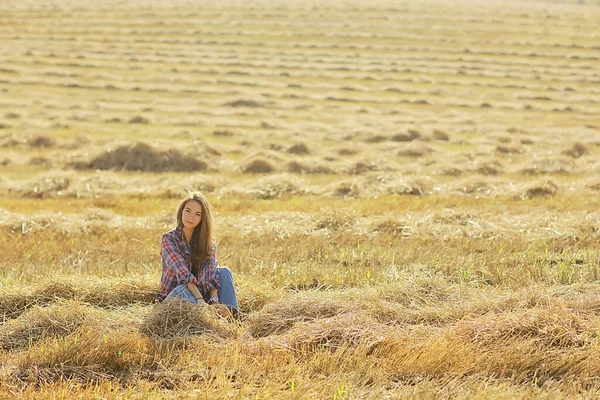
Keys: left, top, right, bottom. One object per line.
{"left": 314, "top": 210, "right": 356, "bottom": 231}
{"left": 0, "top": 300, "right": 100, "bottom": 350}
{"left": 86, "top": 142, "right": 208, "bottom": 172}
{"left": 346, "top": 161, "right": 378, "bottom": 175}
{"left": 525, "top": 180, "right": 559, "bottom": 198}
{"left": 364, "top": 135, "right": 388, "bottom": 143}
{"left": 387, "top": 180, "right": 428, "bottom": 196}
{"left": 128, "top": 115, "right": 151, "bottom": 124}
{"left": 0, "top": 292, "right": 39, "bottom": 320}
{"left": 562, "top": 142, "right": 588, "bottom": 158}
{"left": 371, "top": 219, "right": 413, "bottom": 237}
{"left": 0, "top": 133, "right": 25, "bottom": 147}
{"left": 496, "top": 144, "right": 524, "bottom": 155}
{"left": 246, "top": 296, "right": 348, "bottom": 337}
{"left": 397, "top": 143, "right": 433, "bottom": 158}
{"left": 227, "top": 174, "right": 309, "bottom": 200}
{"left": 28, "top": 135, "right": 56, "bottom": 148}
{"left": 35, "top": 276, "right": 157, "bottom": 308}
{"left": 243, "top": 159, "right": 275, "bottom": 174}
{"left": 392, "top": 130, "right": 420, "bottom": 142}
{"left": 275, "top": 312, "right": 389, "bottom": 351}
{"left": 213, "top": 130, "right": 234, "bottom": 137}
{"left": 224, "top": 100, "right": 264, "bottom": 108}
{"left": 476, "top": 162, "right": 502, "bottom": 176}
{"left": 287, "top": 161, "right": 332, "bottom": 174}
{"left": 287, "top": 143, "right": 310, "bottom": 155}
{"left": 332, "top": 180, "right": 362, "bottom": 198}
{"left": 29, "top": 156, "right": 52, "bottom": 167}
{"left": 454, "top": 305, "right": 592, "bottom": 348}
{"left": 433, "top": 130, "right": 450, "bottom": 141}
{"left": 13, "top": 175, "right": 70, "bottom": 199}
{"left": 338, "top": 148, "right": 360, "bottom": 156}
{"left": 247, "top": 291, "right": 404, "bottom": 338}
{"left": 140, "top": 299, "right": 236, "bottom": 339}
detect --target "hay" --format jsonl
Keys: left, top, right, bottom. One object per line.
{"left": 246, "top": 295, "right": 348, "bottom": 337}
{"left": 287, "top": 160, "right": 333, "bottom": 174}
{"left": 38, "top": 275, "right": 157, "bottom": 308}
{"left": 496, "top": 144, "right": 524, "bottom": 155}
{"left": 454, "top": 305, "right": 596, "bottom": 348}
{"left": 314, "top": 210, "right": 356, "bottom": 231}
{"left": 28, "top": 135, "right": 56, "bottom": 148}
{"left": 224, "top": 99, "right": 264, "bottom": 108}
{"left": 140, "top": 299, "right": 236, "bottom": 339}
{"left": 562, "top": 142, "right": 588, "bottom": 158}
{"left": 476, "top": 162, "right": 502, "bottom": 176}
{"left": 387, "top": 180, "right": 428, "bottom": 196}
{"left": 83, "top": 142, "right": 208, "bottom": 172}
{"left": 525, "top": 180, "right": 559, "bottom": 198}
{"left": 128, "top": 115, "right": 151, "bottom": 124}
{"left": 274, "top": 312, "right": 390, "bottom": 352}
{"left": 392, "top": 130, "right": 421, "bottom": 142}
{"left": 397, "top": 143, "right": 434, "bottom": 158}
{"left": 433, "top": 130, "right": 450, "bottom": 141}
{"left": 213, "top": 130, "right": 234, "bottom": 136}
{"left": 10, "top": 174, "right": 71, "bottom": 199}
{"left": 29, "top": 156, "right": 52, "bottom": 167}
{"left": 243, "top": 159, "right": 276, "bottom": 174}
{"left": 371, "top": 218, "right": 414, "bottom": 238}
{"left": 287, "top": 143, "right": 310, "bottom": 155}
{"left": 0, "top": 292, "right": 39, "bottom": 320}
{"left": 338, "top": 148, "right": 360, "bottom": 156}
{"left": 0, "top": 300, "right": 102, "bottom": 350}
{"left": 224, "top": 174, "right": 310, "bottom": 200}
{"left": 246, "top": 290, "right": 404, "bottom": 338}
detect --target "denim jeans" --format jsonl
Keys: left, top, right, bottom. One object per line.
{"left": 165, "top": 267, "right": 239, "bottom": 313}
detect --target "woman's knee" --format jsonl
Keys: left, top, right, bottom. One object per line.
{"left": 219, "top": 266, "right": 233, "bottom": 277}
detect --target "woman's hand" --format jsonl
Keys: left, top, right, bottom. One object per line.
{"left": 210, "top": 301, "right": 231, "bottom": 318}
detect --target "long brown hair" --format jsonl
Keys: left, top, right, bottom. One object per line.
{"left": 176, "top": 192, "right": 214, "bottom": 275}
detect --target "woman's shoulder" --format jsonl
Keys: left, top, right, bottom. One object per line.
{"left": 162, "top": 226, "right": 182, "bottom": 243}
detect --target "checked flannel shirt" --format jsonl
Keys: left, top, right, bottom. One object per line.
{"left": 155, "top": 225, "right": 221, "bottom": 303}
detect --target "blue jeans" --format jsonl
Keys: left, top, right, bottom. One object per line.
{"left": 165, "top": 267, "right": 239, "bottom": 313}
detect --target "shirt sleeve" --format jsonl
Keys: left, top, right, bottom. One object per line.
{"left": 161, "top": 234, "right": 198, "bottom": 286}
{"left": 200, "top": 242, "right": 221, "bottom": 293}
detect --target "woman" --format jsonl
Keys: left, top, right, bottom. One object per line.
{"left": 155, "top": 192, "right": 238, "bottom": 318}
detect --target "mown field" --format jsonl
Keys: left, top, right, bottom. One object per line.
{"left": 1, "top": 0, "right": 600, "bottom": 398}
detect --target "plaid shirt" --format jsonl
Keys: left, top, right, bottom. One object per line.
{"left": 155, "top": 225, "right": 221, "bottom": 303}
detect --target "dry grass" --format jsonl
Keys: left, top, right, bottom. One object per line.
{"left": 1, "top": 0, "right": 600, "bottom": 397}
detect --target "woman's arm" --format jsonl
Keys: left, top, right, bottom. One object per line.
{"left": 198, "top": 243, "right": 221, "bottom": 299}
{"left": 187, "top": 282, "right": 205, "bottom": 303}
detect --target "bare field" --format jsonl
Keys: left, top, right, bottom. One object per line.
{"left": 1, "top": 0, "right": 600, "bottom": 398}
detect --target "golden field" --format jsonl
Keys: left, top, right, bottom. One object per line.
{"left": 1, "top": 0, "right": 600, "bottom": 398}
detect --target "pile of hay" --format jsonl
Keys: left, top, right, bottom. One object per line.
{"left": 79, "top": 142, "right": 208, "bottom": 172}
{"left": 0, "top": 275, "right": 157, "bottom": 319}
{"left": 224, "top": 174, "right": 311, "bottom": 200}
{"left": 0, "top": 300, "right": 102, "bottom": 350}
{"left": 287, "top": 160, "right": 333, "bottom": 174}
{"left": 246, "top": 290, "right": 403, "bottom": 338}
{"left": 243, "top": 159, "right": 276, "bottom": 174}
{"left": 140, "top": 299, "right": 237, "bottom": 340}
{"left": 9, "top": 174, "right": 71, "bottom": 199}
{"left": 562, "top": 142, "right": 588, "bottom": 158}
{"left": 314, "top": 210, "right": 356, "bottom": 231}
{"left": 273, "top": 312, "right": 390, "bottom": 352}
{"left": 454, "top": 305, "right": 596, "bottom": 348}
{"left": 287, "top": 143, "right": 310, "bottom": 155}
{"left": 525, "top": 180, "right": 559, "bottom": 198}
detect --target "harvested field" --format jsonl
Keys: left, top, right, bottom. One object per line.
{"left": 1, "top": 0, "right": 600, "bottom": 398}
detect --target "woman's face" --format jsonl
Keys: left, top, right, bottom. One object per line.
{"left": 182, "top": 200, "right": 203, "bottom": 229}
